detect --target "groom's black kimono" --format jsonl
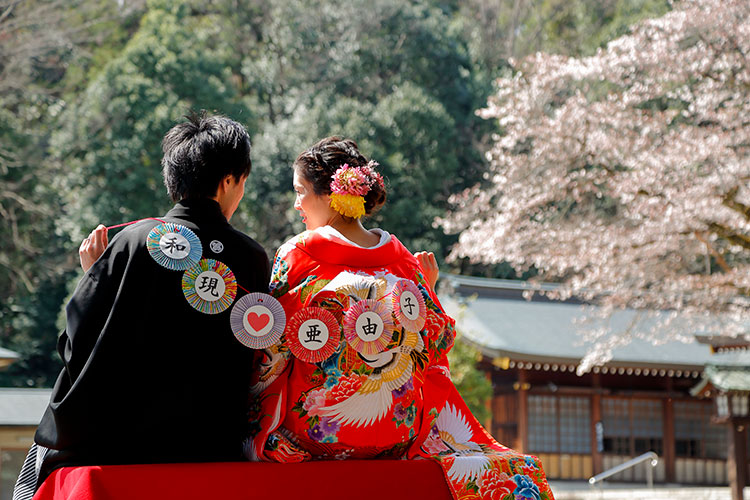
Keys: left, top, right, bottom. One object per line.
{"left": 34, "top": 199, "right": 269, "bottom": 485}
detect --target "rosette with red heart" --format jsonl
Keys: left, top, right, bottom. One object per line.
{"left": 230, "top": 292, "right": 286, "bottom": 349}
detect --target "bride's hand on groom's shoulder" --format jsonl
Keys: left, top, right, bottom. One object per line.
{"left": 79, "top": 224, "right": 108, "bottom": 273}
{"left": 414, "top": 251, "right": 439, "bottom": 289}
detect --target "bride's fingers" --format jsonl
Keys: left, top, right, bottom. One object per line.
{"left": 414, "top": 251, "right": 439, "bottom": 288}
{"left": 415, "top": 251, "right": 437, "bottom": 270}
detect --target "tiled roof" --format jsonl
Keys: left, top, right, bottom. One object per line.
{"left": 0, "top": 347, "right": 19, "bottom": 359}
{"left": 441, "top": 274, "right": 720, "bottom": 370}
{"left": 702, "top": 364, "right": 750, "bottom": 392}
{"left": 691, "top": 351, "right": 750, "bottom": 394}
{"left": 0, "top": 388, "right": 51, "bottom": 425}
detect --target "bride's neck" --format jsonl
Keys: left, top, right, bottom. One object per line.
{"left": 327, "top": 218, "right": 380, "bottom": 248}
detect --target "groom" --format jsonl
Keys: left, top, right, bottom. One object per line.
{"left": 14, "top": 112, "right": 270, "bottom": 498}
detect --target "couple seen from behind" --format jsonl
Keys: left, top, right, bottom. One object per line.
{"left": 14, "top": 113, "right": 554, "bottom": 500}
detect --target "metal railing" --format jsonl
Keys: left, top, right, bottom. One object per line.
{"left": 588, "top": 451, "right": 659, "bottom": 489}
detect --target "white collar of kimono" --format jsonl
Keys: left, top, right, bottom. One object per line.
{"left": 316, "top": 225, "right": 392, "bottom": 249}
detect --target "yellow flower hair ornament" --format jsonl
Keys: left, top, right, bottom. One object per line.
{"left": 329, "top": 162, "right": 383, "bottom": 219}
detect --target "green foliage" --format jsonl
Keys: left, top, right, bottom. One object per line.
{"left": 518, "top": 0, "right": 671, "bottom": 56}
{"left": 0, "top": 0, "right": 128, "bottom": 386}
{"left": 0, "top": 90, "right": 70, "bottom": 387}
{"left": 450, "top": 0, "right": 671, "bottom": 77}
{"left": 448, "top": 331, "right": 492, "bottom": 423}
{"left": 52, "top": 2, "right": 249, "bottom": 240}
{"left": 235, "top": 0, "right": 485, "bottom": 255}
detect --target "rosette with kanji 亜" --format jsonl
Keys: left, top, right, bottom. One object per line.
{"left": 342, "top": 299, "right": 394, "bottom": 356}
{"left": 146, "top": 222, "right": 203, "bottom": 271}
{"left": 182, "top": 259, "right": 237, "bottom": 314}
{"left": 286, "top": 307, "right": 341, "bottom": 363}
{"left": 230, "top": 293, "right": 286, "bottom": 349}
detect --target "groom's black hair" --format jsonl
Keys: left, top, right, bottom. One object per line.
{"left": 161, "top": 110, "right": 252, "bottom": 202}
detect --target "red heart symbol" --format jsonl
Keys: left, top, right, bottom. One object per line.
{"left": 247, "top": 311, "right": 271, "bottom": 332}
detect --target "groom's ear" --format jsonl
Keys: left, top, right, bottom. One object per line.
{"left": 214, "top": 174, "right": 231, "bottom": 197}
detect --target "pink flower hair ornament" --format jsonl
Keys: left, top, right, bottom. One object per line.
{"left": 329, "top": 161, "right": 384, "bottom": 219}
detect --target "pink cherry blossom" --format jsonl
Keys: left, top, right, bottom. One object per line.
{"left": 441, "top": 0, "right": 750, "bottom": 368}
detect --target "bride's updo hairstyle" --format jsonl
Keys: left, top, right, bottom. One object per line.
{"left": 294, "top": 136, "right": 387, "bottom": 218}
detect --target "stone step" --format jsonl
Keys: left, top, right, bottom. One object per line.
{"left": 549, "top": 482, "right": 746, "bottom": 500}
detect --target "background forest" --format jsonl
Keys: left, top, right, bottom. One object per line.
{"left": 0, "top": 0, "right": 670, "bottom": 403}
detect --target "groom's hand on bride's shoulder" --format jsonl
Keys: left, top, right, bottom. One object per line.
{"left": 414, "top": 251, "right": 439, "bottom": 289}
{"left": 79, "top": 224, "right": 108, "bottom": 273}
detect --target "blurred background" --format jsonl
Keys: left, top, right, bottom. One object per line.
{"left": 0, "top": 0, "right": 673, "bottom": 389}
{"left": 2, "top": 0, "right": 749, "bottom": 497}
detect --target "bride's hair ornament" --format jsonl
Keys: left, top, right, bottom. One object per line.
{"left": 329, "top": 161, "right": 384, "bottom": 219}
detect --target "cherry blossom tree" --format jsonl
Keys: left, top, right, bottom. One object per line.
{"left": 442, "top": 0, "right": 750, "bottom": 369}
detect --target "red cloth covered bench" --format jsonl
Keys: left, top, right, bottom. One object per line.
{"left": 33, "top": 460, "right": 453, "bottom": 500}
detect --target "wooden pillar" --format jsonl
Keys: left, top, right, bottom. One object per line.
{"left": 663, "top": 397, "right": 675, "bottom": 483}
{"left": 591, "top": 373, "right": 603, "bottom": 476}
{"left": 728, "top": 421, "right": 748, "bottom": 500}
{"left": 518, "top": 369, "right": 528, "bottom": 453}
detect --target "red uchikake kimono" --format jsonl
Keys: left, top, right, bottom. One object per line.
{"left": 247, "top": 228, "right": 555, "bottom": 500}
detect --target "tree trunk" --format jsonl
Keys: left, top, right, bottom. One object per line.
{"left": 728, "top": 421, "right": 747, "bottom": 500}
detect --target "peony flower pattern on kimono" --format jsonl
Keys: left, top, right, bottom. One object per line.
{"left": 513, "top": 474, "right": 542, "bottom": 500}
{"left": 307, "top": 416, "right": 341, "bottom": 443}
{"left": 391, "top": 400, "right": 418, "bottom": 437}
{"left": 392, "top": 378, "right": 413, "bottom": 398}
{"left": 391, "top": 378, "right": 418, "bottom": 435}
{"left": 477, "top": 470, "right": 518, "bottom": 500}
{"left": 301, "top": 387, "right": 328, "bottom": 417}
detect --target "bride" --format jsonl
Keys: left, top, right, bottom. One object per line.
{"left": 245, "top": 136, "right": 555, "bottom": 500}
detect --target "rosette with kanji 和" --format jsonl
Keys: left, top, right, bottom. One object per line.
{"left": 146, "top": 222, "right": 202, "bottom": 271}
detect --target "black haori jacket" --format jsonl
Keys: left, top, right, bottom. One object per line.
{"left": 34, "top": 199, "right": 269, "bottom": 486}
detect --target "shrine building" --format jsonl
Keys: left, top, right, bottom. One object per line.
{"left": 442, "top": 274, "right": 745, "bottom": 486}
